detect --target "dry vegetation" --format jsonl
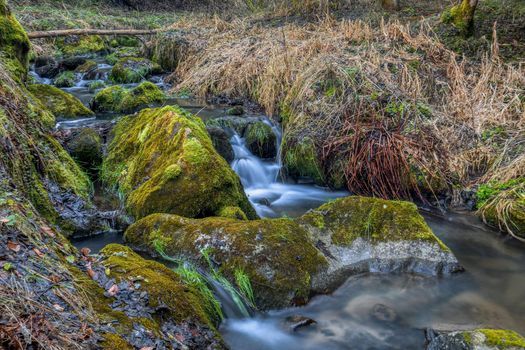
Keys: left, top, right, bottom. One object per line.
{"left": 163, "top": 15, "right": 523, "bottom": 200}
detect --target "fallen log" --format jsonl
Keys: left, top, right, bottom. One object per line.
{"left": 27, "top": 28, "right": 162, "bottom": 39}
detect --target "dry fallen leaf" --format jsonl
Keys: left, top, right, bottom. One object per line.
{"left": 80, "top": 247, "right": 91, "bottom": 257}
{"left": 53, "top": 304, "right": 64, "bottom": 312}
{"left": 50, "top": 275, "right": 61, "bottom": 283}
{"left": 7, "top": 241, "right": 20, "bottom": 252}
{"left": 107, "top": 284, "right": 119, "bottom": 296}
{"left": 0, "top": 217, "right": 9, "bottom": 224}
{"left": 87, "top": 268, "right": 96, "bottom": 279}
{"left": 33, "top": 248, "right": 45, "bottom": 257}
{"left": 41, "top": 226, "right": 55, "bottom": 237}
{"left": 140, "top": 347, "right": 154, "bottom": 350}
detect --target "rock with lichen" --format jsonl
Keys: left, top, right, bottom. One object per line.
{"left": 101, "top": 105, "right": 256, "bottom": 220}
{"left": 427, "top": 328, "right": 525, "bottom": 350}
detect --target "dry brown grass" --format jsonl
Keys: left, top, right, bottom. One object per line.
{"left": 165, "top": 15, "right": 524, "bottom": 204}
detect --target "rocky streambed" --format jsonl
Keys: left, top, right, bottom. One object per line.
{"left": 1, "top": 5, "right": 524, "bottom": 348}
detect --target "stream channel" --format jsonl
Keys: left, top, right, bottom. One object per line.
{"left": 32, "top": 58, "right": 525, "bottom": 350}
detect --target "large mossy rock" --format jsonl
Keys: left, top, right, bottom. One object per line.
{"left": 125, "top": 196, "right": 460, "bottom": 309}
{"left": 57, "top": 35, "right": 107, "bottom": 57}
{"left": 91, "top": 81, "right": 165, "bottom": 114}
{"left": 282, "top": 136, "right": 326, "bottom": 185}
{"left": 125, "top": 215, "right": 327, "bottom": 309}
{"left": 245, "top": 121, "right": 277, "bottom": 159}
{"left": 28, "top": 84, "right": 94, "bottom": 119}
{"left": 54, "top": 70, "right": 78, "bottom": 87}
{"left": 102, "top": 105, "right": 256, "bottom": 220}
{"left": 109, "top": 57, "right": 155, "bottom": 83}
{"left": 427, "top": 328, "right": 525, "bottom": 350}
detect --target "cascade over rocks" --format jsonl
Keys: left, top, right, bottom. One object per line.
{"left": 102, "top": 105, "right": 257, "bottom": 220}
{"left": 125, "top": 196, "right": 462, "bottom": 309}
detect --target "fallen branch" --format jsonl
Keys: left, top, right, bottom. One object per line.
{"left": 27, "top": 28, "right": 162, "bottom": 39}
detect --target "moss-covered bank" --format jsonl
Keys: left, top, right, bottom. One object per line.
{"left": 102, "top": 105, "right": 256, "bottom": 220}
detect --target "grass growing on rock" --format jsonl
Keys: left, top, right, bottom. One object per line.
{"left": 125, "top": 214, "right": 327, "bottom": 309}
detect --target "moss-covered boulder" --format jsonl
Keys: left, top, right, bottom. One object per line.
{"left": 65, "top": 128, "right": 103, "bottom": 175}
{"left": 109, "top": 57, "right": 155, "bottom": 83}
{"left": 428, "top": 328, "right": 525, "bottom": 350}
{"left": 102, "top": 105, "right": 256, "bottom": 220}
{"left": 125, "top": 196, "right": 460, "bottom": 309}
{"left": 105, "top": 47, "right": 141, "bottom": 65}
{"left": 75, "top": 59, "right": 97, "bottom": 73}
{"left": 125, "top": 215, "right": 327, "bottom": 309}
{"left": 28, "top": 84, "right": 94, "bottom": 119}
{"left": 298, "top": 196, "right": 461, "bottom": 292}
{"left": 476, "top": 177, "right": 525, "bottom": 240}
{"left": 91, "top": 81, "right": 165, "bottom": 114}
{"left": 54, "top": 70, "right": 78, "bottom": 87}
{"left": 245, "top": 121, "right": 277, "bottom": 159}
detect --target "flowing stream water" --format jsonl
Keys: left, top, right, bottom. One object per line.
{"left": 33, "top": 62, "right": 525, "bottom": 350}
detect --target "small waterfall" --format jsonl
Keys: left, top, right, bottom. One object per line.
{"left": 231, "top": 134, "right": 280, "bottom": 189}
{"left": 230, "top": 117, "right": 348, "bottom": 218}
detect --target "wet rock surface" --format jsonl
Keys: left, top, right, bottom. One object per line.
{"left": 207, "top": 126, "right": 235, "bottom": 162}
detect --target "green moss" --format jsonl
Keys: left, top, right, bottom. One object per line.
{"left": 75, "top": 60, "right": 97, "bottom": 73}
{"left": 299, "top": 196, "right": 450, "bottom": 251}
{"left": 100, "top": 334, "right": 133, "bottom": 350}
{"left": 283, "top": 136, "right": 324, "bottom": 185}
{"left": 245, "top": 121, "right": 276, "bottom": 158}
{"left": 218, "top": 206, "right": 248, "bottom": 220}
{"left": 87, "top": 80, "right": 105, "bottom": 91}
{"left": 125, "top": 214, "right": 327, "bottom": 309}
{"left": 441, "top": 0, "right": 476, "bottom": 35}
{"left": 58, "top": 35, "right": 106, "bottom": 57}
{"left": 100, "top": 244, "right": 216, "bottom": 325}
{"left": 91, "top": 81, "right": 165, "bottom": 113}
{"left": 479, "top": 329, "right": 525, "bottom": 348}
{"left": 109, "top": 57, "right": 154, "bottom": 83}
{"left": 67, "top": 129, "right": 103, "bottom": 175}
{"left": 476, "top": 178, "right": 524, "bottom": 208}
{"left": 45, "top": 135, "right": 92, "bottom": 200}
{"left": 54, "top": 71, "right": 77, "bottom": 87}
{"left": 28, "top": 84, "right": 94, "bottom": 119}
{"left": 105, "top": 47, "right": 141, "bottom": 65}
{"left": 0, "top": 2, "right": 30, "bottom": 81}
{"left": 102, "top": 105, "right": 256, "bottom": 220}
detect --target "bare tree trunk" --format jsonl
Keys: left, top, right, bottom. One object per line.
{"left": 442, "top": 0, "right": 479, "bottom": 36}
{"left": 27, "top": 28, "right": 161, "bottom": 39}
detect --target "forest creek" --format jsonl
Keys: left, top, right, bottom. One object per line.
{"left": 0, "top": 0, "right": 524, "bottom": 349}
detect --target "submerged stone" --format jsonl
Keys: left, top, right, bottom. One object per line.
{"left": 125, "top": 196, "right": 460, "bottom": 310}
{"left": 101, "top": 105, "right": 256, "bottom": 220}
{"left": 65, "top": 128, "right": 103, "bottom": 175}
{"left": 28, "top": 83, "right": 94, "bottom": 119}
